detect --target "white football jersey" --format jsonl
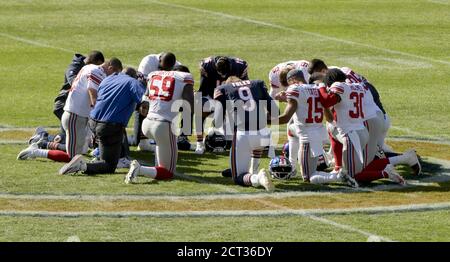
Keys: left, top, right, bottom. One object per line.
{"left": 359, "top": 83, "right": 382, "bottom": 120}
{"left": 138, "top": 53, "right": 181, "bottom": 76}
{"left": 329, "top": 66, "right": 368, "bottom": 85}
{"left": 64, "top": 64, "right": 106, "bottom": 118}
{"left": 269, "top": 60, "right": 310, "bottom": 97}
{"left": 146, "top": 70, "right": 194, "bottom": 122}
{"left": 328, "top": 82, "right": 366, "bottom": 134}
{"left": 286, "top": 83, "right": 326, "bottom": 141}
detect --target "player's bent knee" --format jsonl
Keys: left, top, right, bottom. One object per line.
{"left": 154, "top": 166, "right": 173, "bottom": 180}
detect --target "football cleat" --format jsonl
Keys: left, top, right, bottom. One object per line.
{"left": 90, "top": 147, "right": 100, "bottom": 160}
{"left": 384, "top": 164, "right": 406, "bottom": 186}
{"left": 17, "top": 142, "right": 39, "bottom": 160}
{"left": 137, "top": 139, "right": 152, "bottom": 152}
{"left": 59, "top": 155, "right": 86, "bottom": 175}
{"left": 116, "top": 157, "right": 131, "bottom": 169}
{"left": 316, "top": 155, "right": 328, "bottom": 171}
{"left": 221, "top": 168, "right": 232, "bottom": 177}
{"left": 28, "top": 126, "right": 48, "bottom": 144}
{"left": 177, "top": 135, "right": 192, "bottom": 151}
{"left": 195, "top": 142, "right": 206, "bottom": 155}
{"left": 258, "top": 169, "right": 274, "bottom": 192}
{"left": 403, "top": 149, "right": 422, "bottom": 176}
{"left": 338, "top": 171, "right": 359, "bottom": 188}
{"left": 125, "top": 160, "right": 140, "bottom": 184}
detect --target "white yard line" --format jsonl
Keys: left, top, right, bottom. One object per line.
{"left": 148, "top": 0, "right": 450, "bottom": 67}
{"left": 428, "top": 0, "right": 450, "bottom": 5}
{"left": 251, "top": 198, "right": 394, "bottom": 242}
{"left": 0, "top": 140, "right": 27, "bottom": 144}
{"left": 387, "top": 137, "right": 450, "bottom": 146}
{"left": 389, "top": 126, "right": 442, "bottom": 139}
{"left": 0, "top": 32, "right": 76, "bottom": 54}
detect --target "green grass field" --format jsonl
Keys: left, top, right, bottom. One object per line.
{"left": 0, "top": 0, "right": 449, "bottom": 242}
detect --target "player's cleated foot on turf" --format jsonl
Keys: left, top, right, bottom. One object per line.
{"left": 28, "top": 126, "right": 47, "bottom": 144}
{"left": 116, "top": 157, "right": 131, "bottom": 169}
{"left": 338, "top": 171, "right": 359, "bottom": 188}
{"left": 195, "top": 142, "right": 205, "bottom": 155}
{"left": 258, "top": 169, "right": 274, "bottom": 192}
{"left": 221, "top": 168, "right": 232, "bottom": 177}
{"left": 125, "top": 160, "right": 140, "bottom": 184}
{"left": 403, "top": 149, "right": 422, "bottom": 176}
{"left": 59, "top": 155, "right": 86, "bottom": 175}
{"left": 137, "top": 139, "right": 152, "bottom": 152}
{"left": 384, "top": 164, "right": 406, "bottom": 186}
{"left": 17, "top": 142, "right": 39, "bottom": 160}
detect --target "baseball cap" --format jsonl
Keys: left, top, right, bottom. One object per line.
{"left": 286, "top": 69, "right": 304, "bottom": 81}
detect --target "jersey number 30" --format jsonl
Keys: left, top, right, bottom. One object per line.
{"left": 349, "top": 92, "right": 365, "bottom": 119}
{"left": 149, "top": 76, "right": 175, "bottom": 101}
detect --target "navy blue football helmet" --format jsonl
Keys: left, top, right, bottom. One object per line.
{"left": 269, "top": 156, "right": 295, "bottom": 180}
{"left": 205, "top": 132, "right": 227, "bottom": 153}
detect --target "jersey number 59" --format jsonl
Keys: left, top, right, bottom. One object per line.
{"left": 148, "top": 76, "right": 175, "bottom": 101}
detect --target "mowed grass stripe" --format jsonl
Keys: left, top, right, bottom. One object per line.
{"left": 1, "top": 191, "right": 449, "bottom": 212}
{"left": 148, "top": 0, "right": 450, "bottom": 67}
{"left": 0, "top": 202, "right": 449, "bottom": 218}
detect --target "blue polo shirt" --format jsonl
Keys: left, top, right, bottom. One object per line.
{"left": 90, "top": 73, "right": 145, "bottom": 126}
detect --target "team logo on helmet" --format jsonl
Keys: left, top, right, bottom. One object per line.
{"left": 269, "top": 156, "right": 295, "bottom": 180}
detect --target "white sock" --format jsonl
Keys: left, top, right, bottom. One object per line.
{"left": 139, "top": 166, "right": 157, "bottom": 179}
{"left": 289, "top": 136, "right": 299, "bottom": 168}
{"left": 80, "top": 161, "right": 87, "bottom": 172}
{"left": 197, "top": 141, "right": 204, "bottom": 148}
{"left": 388, "top": 155, "right": 405, "bottom": 166}
{"left": 250, "top": 174, "right": 260, "bottom": 187}
{"left": 310, "top": 171, "right": 339, "bottom": 184}
{"left": 250, "top": 158, "right": 260, "bottom": 175}
{"left": 35, "top": 149, "right": 49, "bottom": 158}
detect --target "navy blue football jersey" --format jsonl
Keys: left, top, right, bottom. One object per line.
{"left": 199, "top": 56, "right": 249, "bottom": 98}
{"left": 214, "top": 80, "right": 277, "bottom": 131}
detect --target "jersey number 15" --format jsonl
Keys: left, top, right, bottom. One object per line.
{"left": 306, "top": 97, "right": 323, "bottom": 123}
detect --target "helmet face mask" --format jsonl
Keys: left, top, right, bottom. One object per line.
{"left": 269, "top": 156, "right": 295, "bottom": 180}
{"left": 205, "top": 132, "right": 227, "bottom": 153}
